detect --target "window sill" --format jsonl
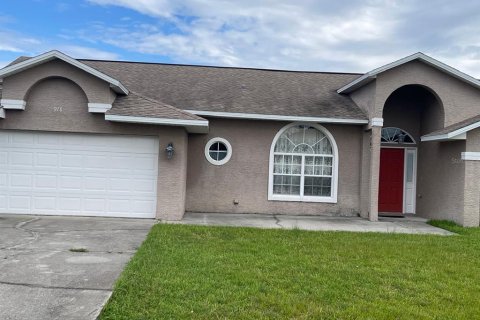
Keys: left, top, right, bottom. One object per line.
{"left": 268, "top": 195, "right": 337, "bottom": 203}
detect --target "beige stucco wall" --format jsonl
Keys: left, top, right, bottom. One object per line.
{"left": 416, "top": 141, "right": 465, "bottom": 223}
{"left": 186, "top": 118, "right": 364, "bottom": 216}
{"left": 374, "top": 60, "right": 480, "bottom": 127}
{"left": 462, "top": 128, "right": 480, "bottom": 226}
{"left": 347, "top": 60, "right": 480, "bottom": 225}
{"left": 0, "top": 76, "right": 187, "bottom": 220}
{"left": 2, "top": 59, "right": 116, "bottom": 105}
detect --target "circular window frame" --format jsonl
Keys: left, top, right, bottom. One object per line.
{"left": 204, "top": 137, "right": 232, "bottom": 166}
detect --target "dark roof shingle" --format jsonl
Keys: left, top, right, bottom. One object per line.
{"left": 109, "top": 92, "right": 206, "bottom": 121}
{"left": 81, "top": 60, "right": 365, "bottom": 120}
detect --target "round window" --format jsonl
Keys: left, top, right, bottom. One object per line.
{"left": 205, "top": 138, "right": 232, "bottom": 165}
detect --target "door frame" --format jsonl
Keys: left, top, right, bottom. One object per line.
{"left": 380, "top": 146, "right": 417, "bottom": 214}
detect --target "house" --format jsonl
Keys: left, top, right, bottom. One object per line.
{"left": 1, "top": 50, "right": 479, "bottom": 227}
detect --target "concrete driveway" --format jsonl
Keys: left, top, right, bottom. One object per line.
{"left": 0, "top": 214, "right": 154, "bottom": 320}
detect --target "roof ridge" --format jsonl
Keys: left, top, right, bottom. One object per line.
{"left": 127, "top": 91, "right": 206, "bottom": 121}
{"left": 80, "top": 59, "right": 363, "bottom": 75}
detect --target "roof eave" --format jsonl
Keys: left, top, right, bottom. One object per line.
{"left": 184, "top": 110, "right": 369, "bottom": 125}
{"left": 0, "top": 50, "right": 129, "bottom": 95}
{"left": 337, "top": 52, "right": 480, "bottom": 94}
{"left": 104, "top": 114, "right": 209, "bottom": 133}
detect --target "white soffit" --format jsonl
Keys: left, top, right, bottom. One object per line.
{"left": 337, "top": 52, "right": 480, "bottom": 94}
{"left": 0, "top": 50, "right": 129, "bottom": 94}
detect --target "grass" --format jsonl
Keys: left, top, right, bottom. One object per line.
{"left": 100, "top": 223, "right": 480, "bottom": 320}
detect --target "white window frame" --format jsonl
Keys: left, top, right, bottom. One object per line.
{"left": 205, "top": 137, "right": 232, "bottom": 166}
{"left": 268, "top": 122, "right": 339, "bottom": 203}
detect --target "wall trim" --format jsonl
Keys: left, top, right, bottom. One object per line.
{"left": 0, "top": 99, "right": 26, "bottom": 110}
{"left": 88, "top": 103, "right": 112, "bottom": 113}
{"left": 370, "top": 117, "right": 384, "bottom": 127}
{"left": 104, "top": 114, "right": 209, "bottom": 133}
{"left": 184, "top": 109, "right": 369, "bottom": 125}
{"left": 461, "top": 152, "right": 480, "bottom": 161}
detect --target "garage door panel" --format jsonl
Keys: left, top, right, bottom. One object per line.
{"left": 36, "top": 153, "right": 59, "bottom": 167}
{"left": 0, "top": 130, "right": 159, "bottom": 218}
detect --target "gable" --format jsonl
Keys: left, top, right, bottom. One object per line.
{"left": 338, "top": 52, "right": 480, "bottom": 94}
{"left": 0, "top": 50, "right": 128, "bottom": 94}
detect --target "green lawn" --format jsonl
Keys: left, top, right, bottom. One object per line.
{"left": 100, "top": 222, "right": 480, "bottom": 320}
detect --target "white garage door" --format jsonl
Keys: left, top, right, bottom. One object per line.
{"left": 0, "top": 130, "right": 159, "bottom": 218}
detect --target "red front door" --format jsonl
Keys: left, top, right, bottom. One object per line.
{"left": 379, "top": 148, "right": 404, "bottom": 213}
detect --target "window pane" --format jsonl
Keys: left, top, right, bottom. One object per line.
{"left": 217, "top": 142, "right": 227, "bottom": 151}
{"left": 304, "top": 177, "right": 332, "bottom": 196}
{"left": 209, "top": 151, "right": 218, "bottom": 160}
{"left": 273, "top": 174, "right": 301, "bottom": 195}
{"left": 217, "top": 151, "right": 227, "bottom": 160}
{"left": 293, "top": 143, "right": 314, "bottom": 154}
{"left": 274, "top": 136, "right": 295, "bottom": 153}
{"left": 406, "top": 152, "right": 414, "bottom": 183}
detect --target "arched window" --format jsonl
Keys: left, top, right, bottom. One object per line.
{"left": 268, "top": 123, "right": 338, "bottom": 203}
{"left": 381, "top": 127, "right": 415, "bottom": 144}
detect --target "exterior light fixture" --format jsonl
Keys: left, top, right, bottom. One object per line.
{"left": 165, "top": 143, "right": 174, "bottom": 159}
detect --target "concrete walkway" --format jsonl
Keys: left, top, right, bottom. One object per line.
{"left": 0, "top": 215, "right": 154, "bottom": 320}
{"left": 174, "top": 213, "right": 453, "bottom": 235}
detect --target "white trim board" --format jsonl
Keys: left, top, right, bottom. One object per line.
{"left": 0, "top": 108, "right": 4, "bottom": 119}
{"left": 88, "top": 103, "right": 112, "bottom": 113}
{"left": 1, "top": 99, "right": 26, "bottom": 110}
{"left": 0, "top": 50, "right": 129, "bottom": 94}
{"left": 370, "top": 117, "right": 384, "bottom": 127}
{"left": 337, "top": 52, "right": 480, "bottom": 93}
{"left": 420, "top": 121, "right": 480, "bottom": 142}
{"left": 461, "top": 152, "right": 480, "bottom": 161}
{"left": 105, "top": 114, "right": 209, "bottom": 133}
{"left": 184, "top": 110, "right": 368, "bottom": 125}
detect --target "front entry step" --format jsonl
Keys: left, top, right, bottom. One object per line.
{"left": 378, "top": 212, "right": 404, "bottom": 218}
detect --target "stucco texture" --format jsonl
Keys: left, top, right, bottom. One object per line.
{"left": 0, "top": 75, "right": 188, "bottom": 220}
{"left": 186, "top": 118, "right": 363, "bottom": 216}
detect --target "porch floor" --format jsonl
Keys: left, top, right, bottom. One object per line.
{"left": 170, "top": 213, "right": 453, "bottom": 235}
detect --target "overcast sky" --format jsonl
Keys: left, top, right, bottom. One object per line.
{"left": 1, "top": 0, "right": 480, "bottom": 76}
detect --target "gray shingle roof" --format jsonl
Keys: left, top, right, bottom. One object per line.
{"left": 3, "top": 55, "right": 367, "bottom": 120}
{"left": 80, "top": 60, "right": 366, "bottom": 120}
{"left": 109, "top": 92, "right": 206, "bottom": 121}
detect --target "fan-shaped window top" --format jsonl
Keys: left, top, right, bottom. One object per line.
{"left": 381, "top": 127, "right": 415, "bottom": 144}
{"left": 269, "top": 124, "right": 338, "bottom": 203}
{"left": 274, "top": 125, "right": 333, "bottom": 155}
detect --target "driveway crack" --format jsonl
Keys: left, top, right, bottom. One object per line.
{"left": 0, "top": 280, "right": 111, "bottom": 292}
{"left": 3, "top": 217, "right": 40, "bottom": 250}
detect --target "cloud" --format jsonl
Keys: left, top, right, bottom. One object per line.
{"left": 0, "top": 28, "right": 119, "bottom": 62}
{"left": 84, "top": 0, "right": 406, "bottom": 72}
{"left": 57, "top": 45, "right": 120, "bottom": 60}
{"left": 82, "top": 0, "right": 480, "bottom": 76}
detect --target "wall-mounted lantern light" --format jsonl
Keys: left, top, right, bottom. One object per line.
{"left": 165, "top": 143, "right": 174, "bottom": 159}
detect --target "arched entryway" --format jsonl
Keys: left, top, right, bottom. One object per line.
{"left": 379, "top": 85, "right": 444, "bottom": 216}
